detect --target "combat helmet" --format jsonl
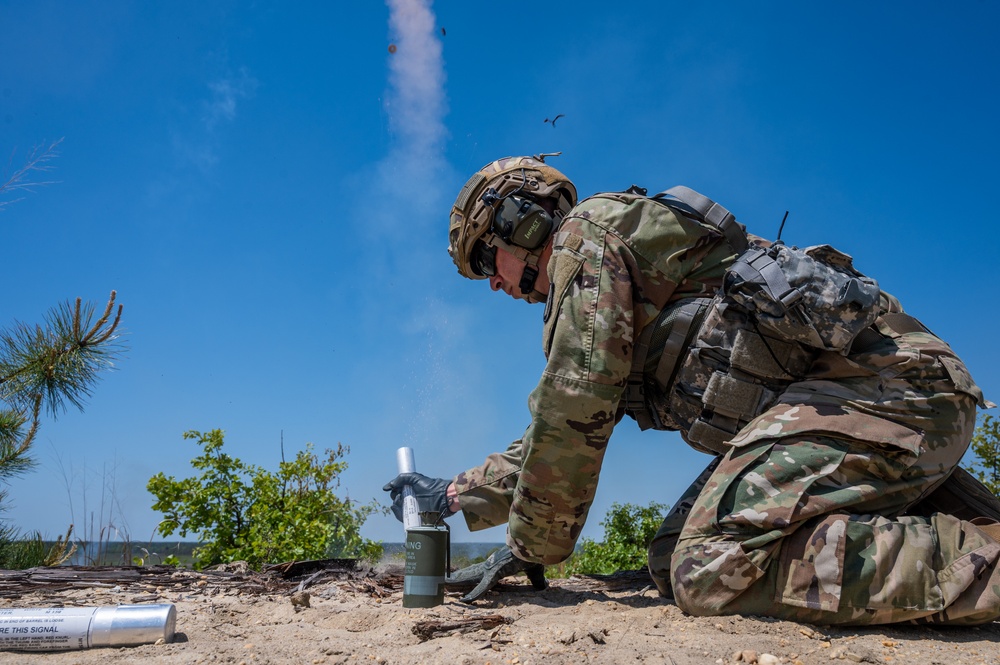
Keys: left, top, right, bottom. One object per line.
{"left": 448, "top": 153, "right": 577, "bottom": 291}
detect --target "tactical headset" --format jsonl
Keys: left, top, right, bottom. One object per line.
{"left": 481, "top": 187, "right": 555, "bottom": 250}
{"left": 475, "top": 187, "right": 556, "bottom": 292}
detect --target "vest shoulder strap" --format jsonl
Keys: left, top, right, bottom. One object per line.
{"left": 652, "top": 185, "right": 749, "bottom": 255}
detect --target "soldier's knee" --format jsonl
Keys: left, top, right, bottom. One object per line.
{"left": 646, "top": 526, "right": 742, "bottom": 613}
{"left": 669, "top": 556, "right": 713, "bottom": 616}
{"left": 669, "top": 539, "right": 766, "bottom": 617}
{"left": 671, "top": 578, "right": 721, "bottom": 616}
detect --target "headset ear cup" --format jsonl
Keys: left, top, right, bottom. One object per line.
{"left": 505, "top": 196, "right": 555, "bottom": 249}
{"left": 492, "top": 195, "right": 555, "bottom": 249}
{"left": 493, "top": 198, "right": 518, "bottom": 241}
{"left": 509, "top": 204, "right": 553, "bottom": 249}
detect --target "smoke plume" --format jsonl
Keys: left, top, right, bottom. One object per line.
{"left": 381, "top": 0, "right": 449, "bottom": 215}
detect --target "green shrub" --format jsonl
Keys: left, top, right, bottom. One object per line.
{"left": 0, "top": 524, "right": 76, "bottom": 569}
{"left": 561, "top": 501, "right": 668, "bottom": 576}
{"left": 966, "top": 414, "right": 1000, "bottom": 495}
{"left": 0, "top": 528, "right": 47, "bottom": 569}
{"left": 147, "top": 429, "right": 384, "bottom": 570}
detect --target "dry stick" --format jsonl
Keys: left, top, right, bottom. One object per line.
{"left": 0, "top": 139, "right": 62, "bottom": 207}
{"left": 296, "top": 570, "right": 327, "bottom": 593}
{"left": 411, "top": 614, "right": 511, "bottom": 642}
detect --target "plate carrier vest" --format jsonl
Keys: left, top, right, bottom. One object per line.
{"left": 622, "top": 187, "right": 884, "bottom": 456}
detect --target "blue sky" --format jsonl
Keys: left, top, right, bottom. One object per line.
{"left": 1, "top": 1, "right": 998, "bottom": 548}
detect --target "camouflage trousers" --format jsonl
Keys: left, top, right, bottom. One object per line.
{"left": 648, "top": 330, "right": 996, "bottom": 625}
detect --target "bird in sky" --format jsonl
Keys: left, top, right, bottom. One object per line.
{"left": 441, "top": 27, "right": 446, "bottom": 36}
{"left": 544, "top": 114, "right": 565, "bottom": 127}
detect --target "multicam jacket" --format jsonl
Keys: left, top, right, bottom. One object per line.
{"left": 452, "top": 191, "right": 740, "bottom": 564}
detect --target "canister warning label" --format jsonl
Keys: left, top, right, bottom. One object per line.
{"left": 0, "top": 609, "right": 93, "bottom": 651}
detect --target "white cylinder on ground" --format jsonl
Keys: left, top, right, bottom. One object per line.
{"left": 0, "top": 604, "right": 176, "bottom": 651}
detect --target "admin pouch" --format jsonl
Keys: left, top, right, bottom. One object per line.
{"left": 722, "top": 242, "right": 881, "bottom": 354}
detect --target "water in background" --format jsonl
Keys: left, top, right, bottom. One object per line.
{"left": 54, "top": 541, "right": 199, "bottom": 567}
{"left": 51, "top": 541, "right": 505, "bottom": 568}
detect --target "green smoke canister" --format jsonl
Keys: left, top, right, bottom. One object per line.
{"left": 402, "top": 525, "right": 449, "bottom": 608}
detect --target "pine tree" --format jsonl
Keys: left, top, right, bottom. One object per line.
{"left": 0, "top": 141, "right": 126, "bottom": 567}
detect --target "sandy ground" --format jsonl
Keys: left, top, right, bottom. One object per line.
{"left": 1, "top": 564, "right": 999, "bottom": 665}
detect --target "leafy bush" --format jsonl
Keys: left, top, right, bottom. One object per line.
{"left": 147, "top": 429, "right": 384, "bottom": 569}
{"left": 561, "top": 501, "right": 668, "bottom": 576}
{"left": 966, "top": 413, "right": 1000, "bottom": 495}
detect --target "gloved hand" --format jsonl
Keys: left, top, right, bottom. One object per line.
{"left": 445, "top": 545, "right": 547, "bottom": 602}
{"left": 382, "top": 472, "right": 453, "bottom": 523}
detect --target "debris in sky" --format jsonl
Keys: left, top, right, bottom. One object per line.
{"left": 388, "top": 44, "right": 397, "bottom": 53}
{"left": 544, "top": 114, "right": 565, "bottom": 127}
{"left": 441, "top": 27, "right": 446, "bottom": 36}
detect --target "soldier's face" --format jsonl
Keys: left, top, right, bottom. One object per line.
{"left": 489, "top": 248, "right": 533, "bottom": 302}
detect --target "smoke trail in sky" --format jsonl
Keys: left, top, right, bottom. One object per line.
{"left": 381, "top": 0, "right": 448, "bottom": 214}
{"left": 372, "top": 0, "right": 479, "bottom": 460}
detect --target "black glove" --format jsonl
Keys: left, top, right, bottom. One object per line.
{"left": 382, "top": 472, "right": 453, "bottom": 523}
{"left": 445, "top": 545, "right": 547, "bottom": 602}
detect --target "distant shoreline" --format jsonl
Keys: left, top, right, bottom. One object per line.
{"left": 43, "top": 541, "right": 507, "bottom": 567}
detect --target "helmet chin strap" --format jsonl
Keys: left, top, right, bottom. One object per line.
{"left": 484, "top": 211, "right": 561, "bottom": 300}
{"left": 517, "top": 251, "right": 550, "bottom": 302}
{"left": 518, "top": 264, "right": 539, "bottom": 295}
{"left": 485, "top": 234, "right": 542, "bottom": 294}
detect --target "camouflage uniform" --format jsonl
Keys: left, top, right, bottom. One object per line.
{"left": 452, "top": 191, "right": 995, "bottom": 625}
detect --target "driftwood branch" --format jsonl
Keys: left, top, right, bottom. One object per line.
{"left": 0, "top": 559, "right": 374, "bottom": 600}
{"left": 412, "top": 614, "right": 512, "bottom": 641}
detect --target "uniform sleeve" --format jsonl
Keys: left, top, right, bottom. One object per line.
{"left": 452, "top": 439, "right": 524, "bottom": 531}
{"left": 504, "top": 224, "right": 635, "bottom": 564}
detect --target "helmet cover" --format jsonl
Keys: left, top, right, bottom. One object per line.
{"left": 448, "top": 154, "right": 577, "bottom": 280}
